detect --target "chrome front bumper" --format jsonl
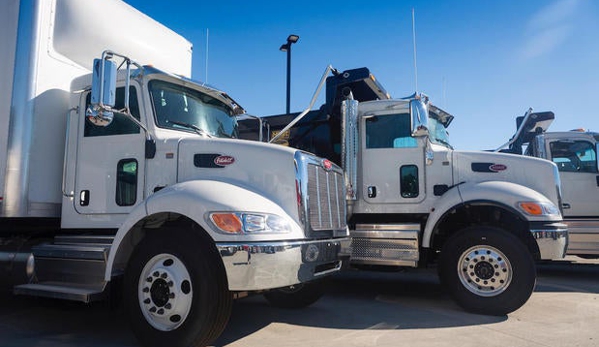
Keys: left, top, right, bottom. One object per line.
{"left": 530, "top": 222, "right": 568, "bottom": 260}
{"left": 217, "top": 237, "right": 351, "bottom": 291}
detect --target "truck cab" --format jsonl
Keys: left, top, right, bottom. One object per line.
{"left": 500, "top": 110, "right": 599, "bottom": 257}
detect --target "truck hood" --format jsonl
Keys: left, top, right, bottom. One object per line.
{"left": 175, "top": 137, "right": 300, "bottom": 219}
{"left": 452, "top": 150, "right": 561, "bottom": 206}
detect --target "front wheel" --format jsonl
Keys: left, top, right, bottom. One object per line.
{"left": 263, "top": 279, "right": 326, "bottom": 309}
{"left": 124, "top": 230, "right": 232, "bottom": 347}
{"left": 438, "top": 226, "right": 536, "bottom": 316}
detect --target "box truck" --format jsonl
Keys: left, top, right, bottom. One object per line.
{"left": 0, "top": 1, "right": 350, "bottom": 346}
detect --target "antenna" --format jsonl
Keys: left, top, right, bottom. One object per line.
{"left": 443, "top": 76, "right": 447, "bottom": 108}
{"left": 205, "top": 28, "right": 209, "bottom": 84}
{"left": 412, "top": 8, "right": 418, "bottom": 93}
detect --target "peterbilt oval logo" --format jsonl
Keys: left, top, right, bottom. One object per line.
{"left": 489, "top": 164, "right": 507, "bottom": 172}
{"left": 322, "top": 159, "right": 333, "bottom": 171}
{"left": 214, "top": 155, "right": 235, "bottom": 166}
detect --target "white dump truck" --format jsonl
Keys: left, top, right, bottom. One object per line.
{"left": 0, "top": 1, "right": 350, "bottom": 346}
{"left": 496, "top": 109, "right": 599, "bottom": 257}
{"left": 240, "top": 67, "right": 568, "bottom": 315}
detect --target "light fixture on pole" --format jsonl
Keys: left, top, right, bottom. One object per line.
{"left": 279, "top": 34, "right": 299, "bottom": 114}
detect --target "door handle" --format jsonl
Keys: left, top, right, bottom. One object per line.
{"left": 368, "top": 186, "right": 377, "bottom": 198}
{"left": 562, "top": 203, "right": 571, "bottom": 210}
{"left": 79, "top": 190, "right": 90, "bottom": 206}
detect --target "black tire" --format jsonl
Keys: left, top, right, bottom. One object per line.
{"left": 124, "top": 229, "right": 232, "bottom": 347}
{"left": 263, "top": 279, "right": 326, "bottom": 309}
{"left": 438, "top": 226, "right": 536, "bottom": 316}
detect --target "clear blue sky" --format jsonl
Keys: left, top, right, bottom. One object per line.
{"left": 124, "top": 0, "right": 599, "bottom": 150}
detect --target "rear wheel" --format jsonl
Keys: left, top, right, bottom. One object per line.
{"left": 263, "top": 279, "right": 326, "bottom": 309}
{"left": 124, "top": 230, "right": 232, "bottom": 347}
{"left": 438, "top": 226, "right": 536, "bottom": 316}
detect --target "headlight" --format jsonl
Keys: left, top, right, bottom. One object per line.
{"left": 517, "top": 201, "right": 560, "bottom": 217}
{"left": 209, "top": 212, "right": 292, "bottom": 234}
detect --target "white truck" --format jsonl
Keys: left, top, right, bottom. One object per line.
{"left": 240, "top": 67, "right": 568, "bottom": 315}
{"left": 496, "top": 109, "right": 599, "bottom": 257}
{"left": 0, "top": 1, "right": 350, "bottom": 346}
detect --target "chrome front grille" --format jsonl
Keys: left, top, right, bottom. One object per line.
{"left": 307, "top": 164, "right": 345, "bottom": 231}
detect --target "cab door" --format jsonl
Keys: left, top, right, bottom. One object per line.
{"left": 548, "top": 139, "right": 599, "bottom": 216}
{"left": 73, "top": 85, "right": 146, "bottom": 217}
{"left": 360, "top": 112, "right": 426, "bottom": 206}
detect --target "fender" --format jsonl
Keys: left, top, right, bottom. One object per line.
{"left": 104, "top": 179, "right": 303, "bottom": 281}
{"left": 422, "top": 180, "right": 560, "bottom": 248}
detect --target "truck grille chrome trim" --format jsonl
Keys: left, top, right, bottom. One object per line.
{"left": 294, "top": 152, "right": 347, "bottom": 236}
{"left": 308, "top": 163, "right": 344, "bottom": 231}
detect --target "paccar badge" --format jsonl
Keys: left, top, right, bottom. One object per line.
{"left": 322, "top": 159, "right": 333, "bottom": 171}
{"left": 489, "top": 164, "right": 507, "bottom": 172}
{"left": 214, "top": 155, "right": 235, "bottom": 167}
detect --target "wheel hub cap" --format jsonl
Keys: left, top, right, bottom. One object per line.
{"left": 150, "top": 278, "right": 170, "bottom": 307}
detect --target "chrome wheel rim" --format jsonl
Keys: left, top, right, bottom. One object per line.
{"left": 457, "top": 245, "right": 512, "bottom": 297}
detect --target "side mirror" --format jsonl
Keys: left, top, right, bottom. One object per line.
{"left": 410, "top": 99, "right": 429, "bottom": 137}
{"left": 86, "top": 58, "right": 117, "bottom": 127}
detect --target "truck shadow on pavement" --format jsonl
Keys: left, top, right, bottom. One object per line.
{"left": 214, "top": 259, "right": 599, "bottom": 346}
{"left": 213, "top": 268, "right": 506, "bottom": 347}
{"left": 0, "top": 293, "right": 138, "bottom": 347}
{"left": 535, "top": 258, "right": 599, "bottom": 293}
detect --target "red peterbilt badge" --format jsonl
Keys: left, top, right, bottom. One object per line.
{"left": 489, "top": 164, "right": 507, "bottom": 172}
{"left": 214, "top": 155, "right": 235, "bottom": 166}
{"left": 322, "top": 159, "right": 333, "bottom": 171}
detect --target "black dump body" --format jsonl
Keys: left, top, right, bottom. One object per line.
{"left": 238, "top": 67, "right": 390, "bottom": 165}
{"left": 499, "top": 110, "right": 555, "bottom": 154}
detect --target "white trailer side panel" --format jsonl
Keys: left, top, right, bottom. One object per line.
{"left": 0, "top": 0, "right": 20, "bottom": 209}
{"left": 2, "top": 0, "right": 193, "bottom": 218}
{"left": 52, "top": 0, "right": 193, "bottom": 77}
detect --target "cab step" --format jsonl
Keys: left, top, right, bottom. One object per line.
{"left": 13, "top": 282, "right": 106, "bottom": 303}
{"left": 13, "top": 235, "right": 115, "bottom": 303}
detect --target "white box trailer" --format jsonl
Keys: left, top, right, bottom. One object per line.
{"left": 0, "top": 1, "right": 350, "bottom": 346}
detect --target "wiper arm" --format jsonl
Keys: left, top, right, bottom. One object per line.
{"left": 167, "top": 120, "right": 213, "bottom": 138}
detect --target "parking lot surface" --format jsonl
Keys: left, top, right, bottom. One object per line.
{"left": 0, "top": 256, "right": 597, "bottom": 347}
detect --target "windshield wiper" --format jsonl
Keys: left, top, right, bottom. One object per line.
{"left": 167, "top": 120, "right": 213, "bottom": 138}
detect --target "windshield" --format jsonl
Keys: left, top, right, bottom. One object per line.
{"left": 149, "top": 80, "right": 239, "bottom": 138}
{"left": 428, "top": 115, "right": 452, "bottom": 148}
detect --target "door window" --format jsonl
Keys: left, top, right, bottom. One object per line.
{"left": 365, "top": 113, "right": 416, "bottom": 149}
{"left": 84, "top": 86, "right": 140, "bottom": 137}
{"left": 116, "top": 159, "right": 138, "bottom": 206}
{"left": 400, "top": 165, "right": 419, "bottom": 198}
{"left": 550, "top": 141, "right": 597, "bottom": 173}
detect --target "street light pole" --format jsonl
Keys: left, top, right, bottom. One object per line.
{"left": 280, "top": 34, "right": 299, "bottom": 115}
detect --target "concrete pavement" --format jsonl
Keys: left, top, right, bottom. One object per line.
{"left": 0, "top": 256, "right": 596, "bottom": 347}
